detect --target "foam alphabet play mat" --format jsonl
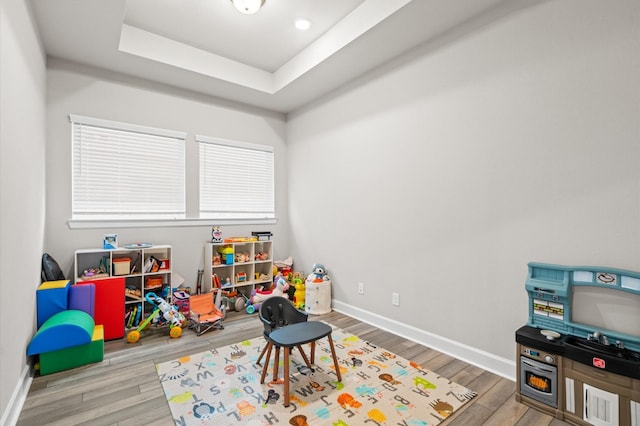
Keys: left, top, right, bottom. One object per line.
{"left": 156, "top": 323, "right": 476, "bottom": 425}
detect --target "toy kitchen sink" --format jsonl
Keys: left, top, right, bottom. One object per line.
{"left": 563, "top": 335, "right": 640, "bottom": 376}
{"left": 516, "top": 262, "right": 640, "bottom": 426}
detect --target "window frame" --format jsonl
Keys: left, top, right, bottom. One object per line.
{"left": 67, "top": 115, "right": 277, "bottom": 229}
{"left": 69, "top": 115, "right": 187, "bottom": 227}
{"left": 197, "top": 134, "right": 275, "bottom": 221}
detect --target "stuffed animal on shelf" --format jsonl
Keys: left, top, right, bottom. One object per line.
{"left": 307, "top": 263, "right": 330, "bottom": 283}
{"left": 255, "top": 251, "right": 269, "bottom": 261}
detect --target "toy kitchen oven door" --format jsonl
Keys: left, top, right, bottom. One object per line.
{"left": 516, "top": 326, "right": 562, "bottom": 419}
{"left": 521, "top": 352, "right": 557, "bottom": 406}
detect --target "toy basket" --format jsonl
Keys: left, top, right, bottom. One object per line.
{"left": 145, "top": 276, "right": 163, "bottom": 290}
{"left": 112, "top": 258, "right": 131, "bottom": 275}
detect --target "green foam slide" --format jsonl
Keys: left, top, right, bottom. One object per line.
{"left": 27, "top": 310, "right": 94, "bottom": 356}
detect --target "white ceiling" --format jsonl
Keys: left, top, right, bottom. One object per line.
{"left": 30, "top": 0, "right": 511, "bottom": 113}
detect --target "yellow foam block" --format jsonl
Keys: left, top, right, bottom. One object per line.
{"left": 38, "top": 280, "right": 71, "bottom": 290}
{"left": 92, "top": 324, "right": 104, "bottom": 341}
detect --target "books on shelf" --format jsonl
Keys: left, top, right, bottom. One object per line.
{"left": 125, "top": 303, "right": 143, "bottom": 328}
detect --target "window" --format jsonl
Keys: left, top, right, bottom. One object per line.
{"left": 198, "top": 135, "right": 274, "bottom": 220}
{"left": 71, "top": 115, "right": 186, "bottom": 220}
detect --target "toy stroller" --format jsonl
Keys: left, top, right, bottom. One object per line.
{"left": 127, "top": 291, "right": 186, "bottom": 343}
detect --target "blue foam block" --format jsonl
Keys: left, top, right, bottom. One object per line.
{"left": 36, "top": 280, "right": 70, "bottom": 328}
{"left": 27, "top": 310, "right": 94, "bottom": 356}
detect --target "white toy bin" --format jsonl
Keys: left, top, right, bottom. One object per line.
{"left": 305, "top": 279, "right": 332, "bottom": 315}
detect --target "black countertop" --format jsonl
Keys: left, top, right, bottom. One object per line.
{"left": 516, "top": 325, "right": 565, "bottom": 355}
{"left": 516, "top": 325, "right": 640, "bottom": 380}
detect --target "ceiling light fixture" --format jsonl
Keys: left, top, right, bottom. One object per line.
{"left": 294, "top": 19, "right": 311, "bottom": 31}
{"left": 230, "top": 0, "right": 265, "bottom": 15}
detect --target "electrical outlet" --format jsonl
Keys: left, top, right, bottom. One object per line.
{"left": 358, "top": 282, "right": 364, "bottom": 295}
{"left": 392, "top": 292, "right": 400, "bottom": 306}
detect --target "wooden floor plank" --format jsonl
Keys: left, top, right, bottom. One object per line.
{"left": 16, "top": 309, "right": 568, "bottom": 425}
{"left": 482, "top": 393, "right": 529, "bottom": 425}
{"left": 515, "top": 407, "right": 556, "bottom": 426}
{"left": 474, "top": 377, "right": 517, "bottom": 416}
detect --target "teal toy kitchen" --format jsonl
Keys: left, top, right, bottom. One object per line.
{"left": 516, "top": 262, "right": 640, "bottom": 426}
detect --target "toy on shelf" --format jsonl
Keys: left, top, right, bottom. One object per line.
{"left": 255, "top": 272, "right": 270, "bottom": 281}
{"left": 217, "top": 245, "right": 235, "bottom": 265}
{"left": 224, "top": 236, "right": 258, "bottom": 243}
{"left": 255, "top": 251, "right": 270, "bottom": 261}
{"left": 81, "top": 266, "right": 108, "bottom": 280}
{"left": 251, "top": 231, "right": 272, "bottom": 241}
{"left": 126, "top": 291, "right": 185, "bottom": 343}
{"left": 211, "top": 226, "right": 223, "bottom": 243}
{"left": 246, "top": 275, "right": 289, "bottom": 314}
{"left": 307, "top": 263, "right": 330, "bottom": 283}
{"left": 125, "top": 285, "right": 142, "bottom": 300}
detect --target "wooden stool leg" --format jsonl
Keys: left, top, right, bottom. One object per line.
{"left": 260, "top": 342, "right": 273, "bottom": 384}
{"left": 256, "top": 340, "right": 269, "bottom": 366}
{"left": 283, "top": 345, "right": 290, "bottom": 407}
{"left": 327, "top": 334, "right": 341, "bottom": 382}
{"left": 296, "top": 344, "right": 312, "bottom": 368}
{"left": 310, "top": 341, "right": 316, "bottom": 364}
{"left": 273, "top": 346, "right": 281, "bottom": 382}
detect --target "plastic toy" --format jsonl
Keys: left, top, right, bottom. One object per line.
{"left": 217, "top": 245, "right": 235, "bottom": 265}
{"left": 246, "top": 275, "right": 289, "bottom": 314}
{"left": 274, "top": 256, "right": 293, "bottom": 276}
{"left": 211, "top": 226, "right": 223, "bottom": 243}
{"left": 307, "top": 263, "right": 330, "bottom": 283}
{"left": 221, "top": 289, "right": 249, "bottom": 312}
{"left": 126, "top": 291, "right": 185, "bottom": 343}
{"left": 293, "top": 281, "right": 306, "bottom": 309}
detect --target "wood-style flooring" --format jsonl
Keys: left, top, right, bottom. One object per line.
{"left": 16, "top": 310, "right": 571, "bottom": 425}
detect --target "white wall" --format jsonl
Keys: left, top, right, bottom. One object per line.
{"left": 287, "top": 0, "right": 640, "bottom": 375}
{"left": 45, "top": 60, "right": 289, "bottom": 294}
{"left": 2, "top": 3, "right": 638, "bottom": 421}
{"left": 0, "top": 0, "right": 46, "bottom": 423}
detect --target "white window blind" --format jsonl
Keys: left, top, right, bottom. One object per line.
{"left": 198, "top": 135, "right": 274, "bottom": 220}
{"left": 71, "top": 115, "right": 186, "bottom": 220}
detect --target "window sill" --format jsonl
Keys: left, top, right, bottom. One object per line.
{"left": 68, "top": 217, "right": 277, "bottom": 229}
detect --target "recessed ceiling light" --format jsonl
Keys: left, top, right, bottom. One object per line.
{"left": 295, "top": 19, "right": 311, "bottom": 31}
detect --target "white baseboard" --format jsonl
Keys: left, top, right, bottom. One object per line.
{"left": 1, "top": 364, "right": 33, "bottom": 426}
{"left": 332, "top": 300, "right": 516, "bottom": 381}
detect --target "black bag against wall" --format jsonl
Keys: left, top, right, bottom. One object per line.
{"left": 41, "top": 253, "right": 66, "bottom": 282}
